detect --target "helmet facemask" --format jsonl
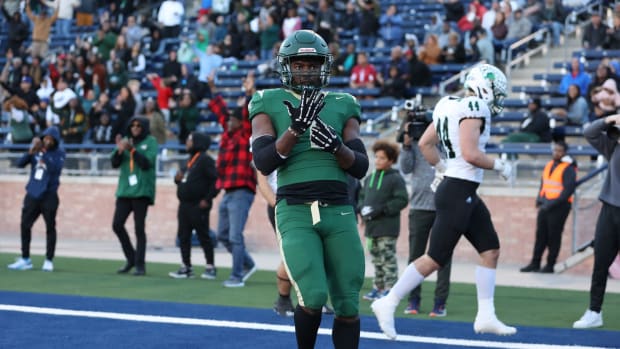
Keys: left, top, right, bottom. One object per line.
{"left": 464, "top": 64, "right": 507, "bottom": 116}
{"left": 279, "top": 54, "right": 332, "bottom": 92}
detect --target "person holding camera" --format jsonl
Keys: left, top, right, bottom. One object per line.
{"left": 359, "top": 140, "right": 409, "bottom": 302}
{"left": 399, "top": 103, "right": 453, "bottom": 317}
{"left": 8, "top": 126, "right": 65, "bottom": 272}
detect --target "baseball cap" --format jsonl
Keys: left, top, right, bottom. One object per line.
{"left": 21, "top": 76, "right": 32, "bottom": 84}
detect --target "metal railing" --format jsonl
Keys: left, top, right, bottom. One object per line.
{"left": 504, "top": 28, "right": 549, "bottom": 89}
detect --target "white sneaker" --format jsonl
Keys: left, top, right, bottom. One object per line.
{"left": 42, "top": 259, "right": 54, "bottom": 272}
{"left": 573, "top": 309, "right": 603, "bottom": 329}
{"left": 371, "top": 296, "right": 398, "bottom": 340}
{"left": 8, "top": 257, "right": 33, "bottom": 270}
{"left": 474, "top": 314, "right": 517, "bottom": 335}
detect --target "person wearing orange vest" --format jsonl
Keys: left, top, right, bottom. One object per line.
{"left": 521, "top": 140, "right": 577, "bottom": 274}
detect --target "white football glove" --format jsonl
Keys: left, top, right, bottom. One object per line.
{"left": 493, "top": 158, "right": 512, "bottom": 181}
{"left": 430, "top": 160, "right": 446, "bottom": 192}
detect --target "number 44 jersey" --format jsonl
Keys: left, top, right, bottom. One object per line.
{"left": 432, "top": 95, "right": 492, "bottom": 184}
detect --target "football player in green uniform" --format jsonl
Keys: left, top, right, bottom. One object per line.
{"left": 249, "top": 30, "right": 369, "bottom": 348}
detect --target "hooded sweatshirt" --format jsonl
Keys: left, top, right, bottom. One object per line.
{"left": 176, "top": 132, "right": 218, "bottom": 204}
{"left": 111, "top": 116, "right": 158, "bottom": 204}
{"left": 358, "top": 168, "right": 409, "bottom": 238}
{"left": 17, "top": 126, "right": 65, "bottom": 199}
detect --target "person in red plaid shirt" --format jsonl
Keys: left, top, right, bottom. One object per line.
{"left": 211, "top": 93, "right": 258, "bottom": 288}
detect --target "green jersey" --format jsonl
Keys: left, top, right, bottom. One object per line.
{"left": 249, "top": 88, "right": 361, "bottom": 189}
{"left": 111, "top": 135, "right": 158, "bottom": 204}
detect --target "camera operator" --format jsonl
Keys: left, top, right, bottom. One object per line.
{"left": 398, "top": 102, "right": 453, "bottom": 316}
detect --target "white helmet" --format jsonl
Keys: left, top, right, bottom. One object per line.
{"left": 463, "top": 64, "right": 507, "bottom": 116}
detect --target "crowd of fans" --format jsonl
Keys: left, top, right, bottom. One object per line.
{"left": 0, "top": 0, "right": 615, "bottom": 153}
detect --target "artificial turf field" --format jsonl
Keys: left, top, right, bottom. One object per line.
{"left": 1, "top": 253, "right": 619, "bottom": 348}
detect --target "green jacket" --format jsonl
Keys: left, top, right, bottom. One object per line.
{"left": 110, "top": 117, "right": 158, "bottom": 204}
{"left": 359, "top": 168, "right": 408, "bottom": 238}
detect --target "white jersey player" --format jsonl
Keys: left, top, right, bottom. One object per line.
{"left": 371, "top": 63, "right": 516, "bottom": 339}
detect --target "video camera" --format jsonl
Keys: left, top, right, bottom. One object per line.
{"left": 397, "top": 99, "right": 432, "bottom": 142}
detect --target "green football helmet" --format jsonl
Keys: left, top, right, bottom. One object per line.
{"left": 278, "top": 30, "right": 332, "bottom": 91}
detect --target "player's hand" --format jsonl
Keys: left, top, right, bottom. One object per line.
{"left": 282, "top": 88, "right": 325, "bottom": 135}
{"left": 430, "top": 160, "right": 446, "bottom": 192}
{"left": 310, "top": 117, "right": 342, "bottom": 154}
{"left": 360, "top": 205, "right": 383, "bottom": 221}
{"left": 493, "top": 158, "right": 512, "bottom": 181}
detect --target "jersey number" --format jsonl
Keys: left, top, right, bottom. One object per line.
{"left": 436, "top": 118, "right": 456, "bottom": 159}
{"left": 468, "top": 100, "right": 480, "bottom": 111}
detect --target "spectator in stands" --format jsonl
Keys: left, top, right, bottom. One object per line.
{"left": 550, "top": 84, "right": 589, "bottom": 126}
{"left": 2, "top": 7, "right": 30, "bottom": 56}
{"left": 59, "top": 97, "right": 87, "bottom": 144}
{"left": 582, "top": 10, "right": 608, "bottom": 50}
{"left": 88, "top": 91, "right": 112, "bottom": 131}
{"left": 111, "top": 116, "right": 158, "bottom": 276}
{"left": 605, "top": 13, "right": 620, "bottom": 49}
{"left": 107, "top": 60, "right": 128, "bottom": 95}
{"left": 475, "top": 28, "right": 495, "bottom": 64}
{"left": 350, "top": 52, "right": 380, "bottom": 89}
{"left": 157, "top": 0, "right": 184, "bottom": 38}
{"left": 521, "top": 140, "right": 576, "bottom": 274}
{"left": 423, "top": 14, "right": 443, "bottom": 44}
{"left": 147, "top": 27, "right": 163, "bottom": 55}
{"left": 1, "top": 51, "right": 23, "bottom": 92}
{"left": 590, "top": 78, "right": 620, "bottom": 121}
{"left": 380, "top": 66, "right": 407, "bottom": 99}
{"left": 7, "top": 126, "right": 65, "bottom": 272}
{"left": 4, "top": 95, "right": 34, "bottom": 144}
{"left": 26, "top": 0, "right": 59, "bottom": 60}
{"left": 333, "top": 42, "right": 357, "bottom": 77}
{"left": 558, "top": 57, "right": 591, "bottom": 97}
{"left": 379, "top": 4, "right": 404, "bottom": 48}
{"left": 407, "top": 51, "right": 433, "bottom": 89}
{"left": 587, "top": 60, "right": 619, "bottom": 101}
{"left": 93, "top": 19, "right": 117, "bottom": 61}
{"left": 169, "top": 131, "right": 218, "bottom": 279}
{"left": 92, "top": 111, "right": 114, "bottom": 144}
{"left": 359, "top": 140, "right": 409, "bottom": 302}
{"left": 41, "top": 0, "right": 79, "bottom": 38}
{"left": 259, "top": 12, "right": 281, "bottom": 61}
{"left": 147, "top": 73, "right": 173, "bottom": 124}
{"left": 403, "top": 34, "right": 420, "bottom": 58}
{"left": 220, "top": 32, "right": 242, "bottom": 60}
{"left": 140, "top": 98, "right": 167, "bottom": 146}
{"left": 175, "top": 64, "right": 202, "bottom": 101}
{"left": 214, "top": 101, "right": 257, "bottom": 288}
{"left": 240, "top": 21, "right": 260, "bottom": 61}
{"left": 381, "top": 46, "right": 408, "bottom": 82}
{"left": 418, "top": 34, "right": 442, "bottom": 65}
{"left": 458, "top": 1, "right": 487, "bottom": 33}
{"left": 127, "top": 42, "right": 146, "bottom": 75}
{"left": 504, "top": 8, "right": 532, "bottom": 41}
{"left": 86, "top": 52, "right": 107, "bottom": 92}
{"left": 314, "top": 0, "right": 337, "bottom": 44}
{"left": 572, "top": 113, "right": 620, "bottom": 329}
{"left": 441, "top": 0, "right": 465, "bottom": 22}
{"left": 171, "top": 91, "right": 199, "bottom": 145}
{"left": 357, "top": 0, "right": 379, "bottom": 49}
{"left": 49, "top": 77, "right": 76, "bottom": 133}
{"left": 111, "top": 85, "right": 136, "bottom": 137}
{"left": 339, "top": 1, "right": 358, "bottom": 32}
{"left": 482, "top": 0, "right": 501, "bottom": 35}
{"left": 127, "top": 79, "right": 142, "bottom": 118}
{"left": 28, "top": 56, "right": 46, "bottom": 91}
{"left": 440, "top": 32, "right": 467, "bottom": 64}
{"left": 502, "top": 97, "right": 551, "bottom": 143}
{"left": 194, "top": 45, "right": 223, "bottom": 99}
{"left": 282, "top": 5, "right": 302, "bottom": 39}
{"left": 75, "top": 0, "right": 96, "bottom": 27}
{"left": 437, "top": 21, "right": 457, "bottom": 50}
{"left": 212, "top": 15, "right": 228, "bottom": 45}
{"left": 123, "top": 15, "right": 144, "bottom": 48}
{"left": 491, "top": 10, "right": 509, "bottom": 42}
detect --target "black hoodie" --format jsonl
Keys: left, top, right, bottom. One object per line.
{"left": 175, "top": 131, "right": 218, "bottom": 204}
